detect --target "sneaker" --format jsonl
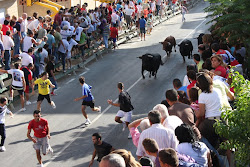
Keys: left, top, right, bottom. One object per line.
{"left": 51, "top": 101, "right": 56, "bottom": 109}
{"left": 128, "top": 133, "right": 132, "bottom": 139}
{"left": 0, "top": 146, "right": 6, "bottom": 152}
{"left": 84, "top": 119, "right": 91, "bottom": 125}
{"left": 47, "top": 146, "right": 53, "bottom": 156}
{"left": 51, "top": 92, "right": 57, "bottom": 96}
{"left": 18, "top": 108, "right": 26, "bottom": 112}
{"left": 122, "top": 122, "right": 126, "bottom": 131}
{"left": 97, "top": 106, "right": 102, "bottom": 113}
{"left": 26, "top": 101, "right": 31, "bottom": 105}
{"left": 37, "top": 163, "right": 44, "bottom": 167}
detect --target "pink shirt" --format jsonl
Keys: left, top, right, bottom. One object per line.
{"left": 129, "top": 127, "right": 140, "bottom": 147}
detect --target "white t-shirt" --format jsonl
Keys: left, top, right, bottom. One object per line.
{"left": 163, "top": 115, "right": 183, "bottom": 131}
{"left": 61, "top": 21, "right": 71, "bottom": 30}
{"left": 58, "top": 39, "right": 69, "bottom": 54}
{"left": 60, "top": 30, "right": 74, "bottom": 40}
{"left": 156, "top": 0, "right": 162, "bottom": 5}
{"left": 40, "top": 48, "right": 48, "bottom": 64}
{"left": 183, "top": 75, "right": 190, "bottom": 86}
{"left": 23, "top": 36, "right": 33, "bottom": 52}
{"left": 111, "top": 13, "right": 119, "bottom": 23}
{"left": 67, "top": 38, "right": 78, "bottom": 58}
{"left": 177, "top": 142, "right": 209, "bottom": 166}
{"left": 21, "top": 19, "right": 28, "bottom": 32}
{"left": 2, "top": 35, "right": 14, "bottom": 50}
{"left": 0, "top": 106, "right": 11, "bottom": 124}
{"left": 27, "top": 19, "right": 39, "bottom": 31}
{"left": 20, "top": 52, "right": 33, "bottom": 66}
{"left": 75, "top": 27, "right": 84, "bottom": 41}
{"left": 125, "top": 8, "right": 134, "bottom": 16}
{"left": 198, "top": 88, "right": 222, "bottom": 118}
{"left": 0, "top": 17, "right": 5, "bottom": 25}
{"left": 7, "top": 69, "right": 25, "bottom": 87}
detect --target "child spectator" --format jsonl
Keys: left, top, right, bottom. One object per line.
{"left": 110, "top": 23, "right": 118, "bottom": 50}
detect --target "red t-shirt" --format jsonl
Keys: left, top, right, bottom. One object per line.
{"left": 110, "top": 27, "right": 118, "bottom": 38}
{"left": 187, "top": 80, "right": 196, "bottom": 89}
{"left": 215, "top": 65, "right": 228, "bottom": 78}
{"left": 54, "top": 13, "right": 62, "bottom": 26}
{"left": 2, "top": 25, "right": 10, "bottom": 35}
{"left": 28, "top": 118, "right": 48, "bottom": 138}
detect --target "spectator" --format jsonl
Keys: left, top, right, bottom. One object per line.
{"left": 111, "top": 149, "right": 142, "bottom": 167}
{"left": 159, "top": 148, "right": 179, "bottom": 167}
{"left": 178, "top": 90, "right": 191, "bottom": 105}
{"left": 142, "top": 138, "right": 161, "bottom": 167}
{"left": 2, "top": 30, "right": 14, "bottom": 70}
{"left": 198, "top": 44, "right": 206, "bottom": 55}
{"left": 1, "top": 20, "right": 10, "bottom": 35}
{"left": 54, "top": 26, "right": 64, "bottom": 71}
{"left": 139, "top": 16, "right": 146, "bottom": 41}
{"left": 193, "top": 54, "right": 204, "bottom": 72}
{"left": 39, "top": 44, "right": 49, "bottom": 75}
{"left": 210, "top": 55, "right": 228, "bottom": 78}
{"left": 0, "top": 14, "right": 10, "bottom": 25}
{"left": 23, "top": 31, "right": 42, "bottom": 53}
{"left": 13, "top": 17, "right": 22, "bottom": 57}
{"left": 33, "top": 48, "right": 42, "bottom": 79}
{"left": 136, "top": 110, "right": 178, "bottom": 159}
{"left": 99, "top": 153, "right": 126, "bottom": 167}
{"left": 21, "top": 13, "right": 28, "bottom": 51}
{"left": 54, "top": 10, "right": 63, "bottom": 29}
{"left": 186, "top": 70, "right": 197, "bottom": 98}
{"left": 147, "top": 15, "right": 153, "bottom": 34}
{"left": 46, "top": 29, "right": 55, "bottom": 55}
{"left": 21, "top": 63, "right": 34, "bottom": 105}
{"left": 37, "top": 23, "right": 48, "bottom": 40}
{"left": 128, "top": 117, "right": 150, "bottom": 147}
{"left": 89, "top": 133, "right": 114, "bottom": 166}
{"left": 58, "top": 38, "right": 69, "bottom": 73}
{"left": 19, "top": 47, "right": 34, "bottom": 67}
{"left": 182, "top": 64, "right": 197, "bottom": 86}
{"left": 45, "top": 55, "right": 57, "bottom": 96}
{"left": 110, "top": 23, "right": 118, "bottom": 50}
{"left": 102, "top": 19, "right": 110, "bottom": 49}
{"left": 173, "top": 78, "right": 187, "bottom": 96}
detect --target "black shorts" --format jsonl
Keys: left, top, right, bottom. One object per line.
{"left": 11, "top": 85, "right": 24, "bottom": 95}
{"left": 37, "top": 94, "right": 51, "bottom": 103}
{"left": 82, "top": 100, "right": 95, "bottom": 108}
{"left": 140, "top": 28, "right": 146, "bottom": 34}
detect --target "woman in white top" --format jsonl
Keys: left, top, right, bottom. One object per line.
{"left": 175, "top": 124, "right": 212, "bottom": 167}
{"left": 196, "top": 73, "right": 222, "bottom": 148}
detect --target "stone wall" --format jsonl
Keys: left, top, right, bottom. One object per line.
{"left": 0, "top": 0, "right": 19, "bottom": 18}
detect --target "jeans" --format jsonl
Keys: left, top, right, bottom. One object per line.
{"left": 4, "top": 50, "right": 11, "bottom": 70}
{"left": 58, "top": 51, "right": 66, "bottom": 70}
{"left": 53, "top": 47, "right": 59, "bottom": 64}
{"left": 13, "top": 34, "right": 20, "bottom": 56}
{"left": 21, "top": 32, "right": 26, "bottom": 52}
{"left": 0, "top": 124, "right": 6, "bottom": 146}
{"left": 156, "top": 5, "right": 161, "bottom": 15}
{"left": 34, "top": 64, "right": 40, "bottom": 79}
{"left": 49, "top": 77, "right": 57, "bottom": 91}
{"left": 103, "top": 35, "right": 109, "bottom": 49}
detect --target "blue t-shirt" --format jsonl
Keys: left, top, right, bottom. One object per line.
{"left": 46, "top": 34, "right": 55, "bottom": 49}
{"left": 139, "top": 19, "right": 146, "bottom": 28}
{"left": 82, "top": 83, "right": 94, "bottom": 101}
{"left": 178, "top": 86, "right": 188, "bottom": 96}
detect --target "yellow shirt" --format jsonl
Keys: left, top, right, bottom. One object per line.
{"left": 34, "top": 78, "right": 51, "bottom": 95}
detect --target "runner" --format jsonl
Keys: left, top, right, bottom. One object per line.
{"left": 0, "top": 63, "right": 26, "bottom": 112}
{"left": 27, "top": 110, "right": 53, "bottom": 167}
{"left": 0, "top": 97, "right": 13, "bottom": 152}
{"left": 181, "top": 3, "right": 188, "bottom": 22}
{"left": 74, "top": 76, "right": 101, "bottom": 125}
{"left": 107, "top": 82, "right": 134, "bottom": 138}
{"left": 34, "top": 72, "right": 56, "bottom": 111}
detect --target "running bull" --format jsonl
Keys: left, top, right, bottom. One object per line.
{"left": 137, "top": 53, "right": 163, "bottom": 79}
{"left": 160, "top": 36, "right": 176, "bottom": 57}
{"left": 179, "top": 39, "right": 193, "bottom": 62}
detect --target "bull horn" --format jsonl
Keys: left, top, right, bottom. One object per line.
{"left": 159, "top": 42, "right": 163, "bottom": 44}
{"left": 148, "top": 55, "right": 153, "bottom": 58}
{"left": 137, "top": 56, "right": 142, "bottom": 59}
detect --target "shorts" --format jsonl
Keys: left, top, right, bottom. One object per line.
{"left": 140, "top": 28, "right": 146, "bottom": 34}
{"left": 37, "top": 94, "right": 51, "bottom": 103}
{"left": 24, "top": 85, "right": 30, "bottom": 93}
{"left": 112, "top": 38, "right": 117, "bottom": 43}
{"left": 82, "top": 100, "right": 95, "bottom": 108}
{"left": 33, "top": 136, "right": 50, "bottom": 155}
{"left": 11, "top": 85, "right": 24, "bottom": 95}
{"left": 116, "top": 110, "right": 133, "bottom": 123}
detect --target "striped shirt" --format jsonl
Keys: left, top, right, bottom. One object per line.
{"left": 136, "top": 123, "right": 178, "bottom": 157}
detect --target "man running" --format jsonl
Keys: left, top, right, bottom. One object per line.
{"left": 0, "top": 97, "right": 13, "bottom": 152}
{"left": 27, "top": 110, "right": 53, "bottom": 167}
{"left": 74, "top": 77, "right": 101, "bottom": 125}
{"left": 34, "top": 72, "right": 56, "bottom": 111}
{"left": 107, "top": 82, "right": 134, "bottom": 138}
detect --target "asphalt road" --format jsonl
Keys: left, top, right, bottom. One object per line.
{"left": 1, "top": 2, "right": 212, "bottom": 167}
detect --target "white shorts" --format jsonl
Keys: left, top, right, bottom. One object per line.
{"left": 33, "top": 136, "right": 50, "bottom": 155}
{"left": 116, "top": 110, "right": 133, "bottom": 123}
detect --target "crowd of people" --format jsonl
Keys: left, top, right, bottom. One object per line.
{"left": 0, "top": 0, "right": 247, "bottom": 167}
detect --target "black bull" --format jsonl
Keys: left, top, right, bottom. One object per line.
{"left": 138, "top": 53, "right": 163, "bottom": 79}
{"left": 178, "top": 39, "right": 193, "bottom": 62}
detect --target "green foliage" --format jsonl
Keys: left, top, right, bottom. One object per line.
{"left": 204, "top": 0, "right": 250, "bottom": 46}
{"left": 215, "top": 72, "right": 250, "bottom": 167}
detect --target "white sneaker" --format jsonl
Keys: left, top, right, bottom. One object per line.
{"left": 97, "top": 106, "right": 102, "bottom": 113}
{"left": 51, "top": 101, "right": 56, "bottom": 109}
{"left": 128, "top": 132, "right": 132, "bottom": 139}
{"left": 84, "top": 119, "right": 91, "bottom": 125}
{"left": 26, "top": 101, "right": 31, "bottom": 105}
{"left": 18, "top": 108, "right": 26, "bottom": 112}
{"left": 0, "top": 146, "right": 6, "bottom": 152}
{"left": 37, "top": 163, "right": 44, "bottom": 167}
{"left": 122, "top": 122, "right": 126, "bottom": 131}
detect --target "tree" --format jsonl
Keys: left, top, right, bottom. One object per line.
{"left": 204, "top": 0, "right": 250, "bottom": 78}
{"left": 215, "top": 72, "right": 250, "bottom": 167}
